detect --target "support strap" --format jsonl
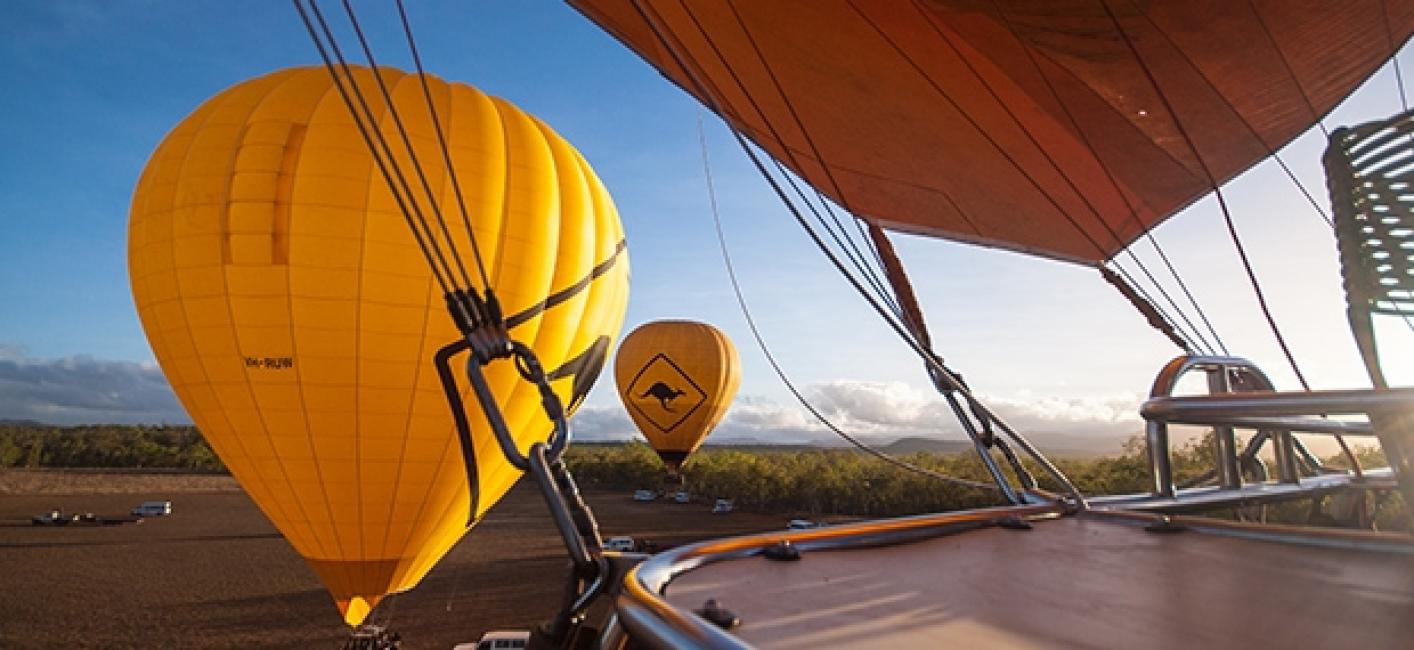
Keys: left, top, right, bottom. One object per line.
{"left": 1100, "top": 266, "right": 1192, "bottom": 353}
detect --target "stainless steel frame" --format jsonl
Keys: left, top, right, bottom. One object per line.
{"left": 1135, "top": 355, "right": 1414, "bottom": 509}
{"left": 604, "top": 502, "right": 1413, "bottom": 650}
{"left": 608, "top": 502, "right": 1065, "bottom": 650}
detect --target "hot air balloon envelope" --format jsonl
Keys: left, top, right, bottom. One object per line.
{"left": 614, "top": 320, "right": 739, "bottom": 473}
{"left": 128, "top": 66, "right": 629, "bottom": 625}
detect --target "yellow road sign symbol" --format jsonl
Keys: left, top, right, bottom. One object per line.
{"left": 626, "top": 354, "right": 707, "bottom": 432}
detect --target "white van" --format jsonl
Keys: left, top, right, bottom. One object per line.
{"left": 458, "top": 630, "right": 529, "bottom": 650}
{"left": 712, "top": 499, "right": 734, "bottom": 514}
{"left": 131, "top": 500, "right": 172, "bottom": 517}
{"left": 604, "top": 536, "right": 636, "bottom": 552}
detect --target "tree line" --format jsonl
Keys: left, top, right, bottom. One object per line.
{"left": 1, "top": 424, "right": 1401, "bottom": 528}
{"left": 0, "top": 424, "right": 224, "bottom": 471}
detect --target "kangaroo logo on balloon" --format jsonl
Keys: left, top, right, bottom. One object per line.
{"left": 640, "top": 381, "right": 687, "bottom": 411}
{"left": 624, "top": 354, "right": 707, "bottom": 433}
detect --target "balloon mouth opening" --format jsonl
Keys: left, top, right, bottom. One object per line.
{"left": 337, "top": 595, "right": 384, "bottom": 626}
{"left": 656, "top": 450, "right": 690, "bottom": 475}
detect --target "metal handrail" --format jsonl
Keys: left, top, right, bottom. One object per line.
{"left": 1146, "top": 356, "right": 1296, "bottom": 496}
{"left": 1143, "top": 355, "right": 1414, "bottom": 499}
{"left": 613, "top": 502, "right": 1065, "bottom": 650}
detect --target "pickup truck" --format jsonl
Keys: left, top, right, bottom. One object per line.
{"left": 31, "top": 509, "right": 78, "bottom": 526}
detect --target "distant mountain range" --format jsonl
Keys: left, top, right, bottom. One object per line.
{"left": 702, "top": 433, "right": 1129, "bottom": 457}
{"left": 0, "top": 419, "right": 47, "bottom": 427}
{"left": 1, "top": 419, "right": 1134, "bottom": 458}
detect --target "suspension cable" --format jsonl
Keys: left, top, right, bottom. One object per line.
{"left": 339, "top": 0, "right": 475, "bottom": 291}
{"left": 1110, "top": 261, "right": 1202, "bottom": 353}
{"left": 1110, "top": 0, "right": 1365, "bottom": 474}
{"left": 294, "top": 0, "right": 456, "bottom": 295}
{"left": 697, "top": 116, "right": 999, "bottom": 493}
{"left": 635, "top": 0, "right": 1084, "bottom": 504}
{"left": 667, "top": 2, "right": 907, "bottom": 323}
{"left": 1106, "top": 0, "right": 1310, "bottom": 386}
{"left": 394, "top": 0, "right": 492, "bottom": 290}
{"left": 1121, "top": 247, "right": 1219, "bottom": 355}
{"left": 1384, "top": 4, "right": 1411, "bottom": 112}
{"left": 984, "top": 0, "right": 1224, "bottom": 353}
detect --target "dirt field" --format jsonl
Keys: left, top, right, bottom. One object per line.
{"left": 0, "top": 470, "right": 784, "bottom": 649}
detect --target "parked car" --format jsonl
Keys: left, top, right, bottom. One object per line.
{"left": 457, "top": 630, "right": 529, "bottom": 650}
{"left": 604, "top": 536, "right": 636, "bottom": 552}
{"left": 632, "top": 489, "right": 657, "bottom": 502}
{"left": 31, "top": 509, "right": 77, "bottom": 526}
{"left": 712, "top": 499, "right": 734, "bottom": 514}
{"left": 131, "top": 500, "right": 172, "bottom": 517}
{"left": 787, "top": 519, "right": 819, "bottom": 530}
{"left": 672, "top": 491, "right": 691, "bottom": 503}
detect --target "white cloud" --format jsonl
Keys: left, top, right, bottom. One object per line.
{"left": 712, "top": 380, "right": 1144, "bottom": 448}
{"left": 0, "top": 345, "right": 188, "bottom": 425}
{"left": 0, "top": 344, "right": 1144, "bottom": 452}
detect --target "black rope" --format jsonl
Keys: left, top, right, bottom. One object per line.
{"left": 1101, "top": 266, "right": 1192, "bottom": 353}
{"left": 394, "top": 0, "right": 492, "bottom": 290}
{"left": 339, "top": 0, "right": 474, "bottom": 292}
{"left": 858, "top": 0, "right": 1117, "bottom": 259}
{"left": 671, "top": 0, "right": 908, "bottom": 325}
{"left": 982, "top": 0, "right": 1225, "bottom": 354}
{"left": 1110, "top": 261, "right": 1203, "bottom": 354}
{"left": 294, "top": 0, "right": 455, "bottom": 296}
{"left": 1383, "top": 1, "right": 1411, "bottom": 112}
{"left": 716, "top": 1, "right": 911, "bottom": 321}
{"left": 766, "top": 156, "right": 907, "bottom": 321}
{"left": 636, "top": 0, "right": 1085, "bottom": 504}
{"left": 1107, "top": 0, "right": 1311, "bottom": 388}
{"left": 697, "top": 116, "right": 999, "bottom": 493}
{"left": 1123, "top": 246, "right": 1220, "bottom": 355}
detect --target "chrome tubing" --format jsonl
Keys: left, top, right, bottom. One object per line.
{"left": 1144, "top": 357, "right": 1414, "bottom": 502}
{"left": 1144, "top": 356, "right": 1309, "bottom": 497}
{"left": 615, "top": 502, "right": 1064, "bottom": 650}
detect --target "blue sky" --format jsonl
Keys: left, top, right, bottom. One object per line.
{"left": 1, "top": 1, "right": 1409, "bottom": 450}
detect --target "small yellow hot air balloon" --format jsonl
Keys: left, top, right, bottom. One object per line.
{"left": 614, "top": 320, "right": 739, "bottom": 474}
{"left": 128, "top": 66, "right": 628, "bottom": 625}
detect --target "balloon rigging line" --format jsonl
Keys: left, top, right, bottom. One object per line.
{"left": 395, "top": 0, "right": 493, "bottom": 290}
{"left": 887, "top": 0, "right": 1124, "bottom": 257}
{"left": 1158, "top": 1, "right": 1340, "bottom": 231}
{"left": 1240, "top": 0, "right": 1337, "bottom": 230}
{"left": 1120, "top": 246, "right": 1219, "bottom": 355}
{"left": 713, "top": 0, "right": 912, "bottom": 319}
{"left": 1384, "top": 4, "right": 1410, "bottom": 112}
{"left": 339, "top": 0, "right": 477, "bottom": 292}
{"left": 637, "top": 0, "right": 1084, "bottom": 503}
{"left": 932, "top": 0, "right": 1236, "bottom": 356}
{"left": 1244, "top": 0, "right": 1330, "bottom": 142}
{"left": 765, "top": 155, "right": 907, "bottom": 322}
{"left": 647, "top": 0, "right": 1074, "bottom": 502}
{"left": 295, "top": 0, "right": 458, "bottom": 296}
{"left": 1110, "top": 260, "right": 1206, "bottom": 354}
{"left": 669, "top": 0, "right": 907, "bottom": 324}
{"left": 1106, "top": 0, "right": 1310, "bottom": 383}
{"left": 696, "top": 115, "right": 1000, "bottom": 493}
{"left": 1108, "top": 0, "right": 1362, "bottom": 472}
{"left": 985, "top": 0, "right": 1222, "bottom": 354}
{"left": 939, "top": 0, "right": 1228, "bottom": 354}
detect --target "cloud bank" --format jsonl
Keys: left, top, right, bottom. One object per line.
{"left": 0, "top": 345, "right": 1142, "bottom": 452}
{"left": 0, "top": 345, "right": 189, "bottom": 425}
{"left": 574, "top": 379, "right": 1144, "bottom": 451}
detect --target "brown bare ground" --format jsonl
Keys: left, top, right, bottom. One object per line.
{"left": 0, "top": 470, "right": 783, "bottom": 649}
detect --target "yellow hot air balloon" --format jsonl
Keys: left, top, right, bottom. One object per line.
{"left": 127, "top": 66, "right": 629, "bottom": 625}
{"left": 614, "top": 320, "right": 739, "bottom": 474}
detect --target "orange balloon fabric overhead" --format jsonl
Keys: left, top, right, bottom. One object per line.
{"left": 127, "top": 66, "right": 629, "bottom": 625}
{"left": 614, "top": 320, "right": 740, "bottom": 473}
{"left": 570, "top": 0, "right": 1414, "bottom": 263}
